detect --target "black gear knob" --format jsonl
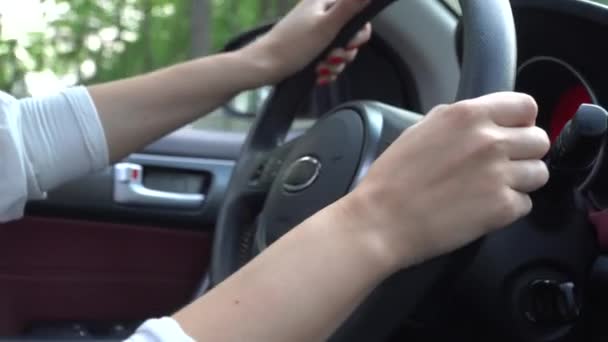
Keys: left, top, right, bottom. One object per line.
{"left": 531, "top": 104, "right": 607, "bottom": 226}
{"left": 548, "top": 104, "right": 607, "bottom": 173}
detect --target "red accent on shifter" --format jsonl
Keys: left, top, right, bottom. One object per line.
{"left": 549, "top": 84, "right": 592, "bottom": 143}
{"left": 589, "top": 210, "right": 608, "bottom": 250}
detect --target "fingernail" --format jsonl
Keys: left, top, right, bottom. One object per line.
{"left": 317, "top": 68, "right": 332, "bottom": 76}
{"left": 328, "top": 56, "right": 345, "bottom": 65}
{"left": 346, "top": 44, "right": 360, "bottom": 51}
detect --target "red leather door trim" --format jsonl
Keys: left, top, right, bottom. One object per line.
{"left": 0, "top": 216, "right": 211, "bottom": 336}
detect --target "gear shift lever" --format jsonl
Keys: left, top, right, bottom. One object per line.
{"left": 547, "top": 104, "right": 607, "bottom": 177}
{"left": 532, "top": 104, "right": 607, "bottom": 227}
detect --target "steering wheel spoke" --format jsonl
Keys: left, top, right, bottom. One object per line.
{"left": 245, "top": 140, "right": 298, "bottom": 195}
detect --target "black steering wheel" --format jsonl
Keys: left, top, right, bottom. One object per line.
{"left": 209, "top": 0, "right": 596, "bottom": 341}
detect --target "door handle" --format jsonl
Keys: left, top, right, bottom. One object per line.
{"left": 113, "top": 163, "right": 205, "bottom": 209}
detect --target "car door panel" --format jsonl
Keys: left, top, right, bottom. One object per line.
{"left": 0, "top": 216, "right": 211, "bottom": 336}
{"left": 27, "top": 153, "right": 235, "bottom": 230}
{"left": 0, "top": 131, "right": 242, "bottom": 338}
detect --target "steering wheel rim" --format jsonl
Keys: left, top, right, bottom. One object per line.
{"left": 210, "top": 0, "right": 519, "bottom": 340}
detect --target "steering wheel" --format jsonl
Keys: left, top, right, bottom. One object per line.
{"left": 209, "top": 0, "right": 597, "bottom": 341}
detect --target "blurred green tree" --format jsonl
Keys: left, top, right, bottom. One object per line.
{"left": 1, "top": 0, "right": 606, "bottom": 97}
{"left": 0, "top": 0, "right": 296, "bottom": 96}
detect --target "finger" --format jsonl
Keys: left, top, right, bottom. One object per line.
{"left": 505, "top": 159, "right": 549, "bottom": 193}
{"left": 317, "top": 76, "right": 331, "bottom": 86}
{"left": 316, "top": 62, "right": 333, "bottom": 78}
{"left": 341, "top": 48, "right": 358, "bottom": 63}
{"left": 317, "top": 62, "right": 346, "bottom": 78}
{"left": 501, "top": 126, "right": 551, "bottom": 160}
{"left": 493, "top": 189, "right": 533, "bottom": 229}
{"left": 325, "top": 47, "right": 358, "bottom": 64}
{"left": 465, "top": 92, "right": 539, "bottom": 128}
{"left": 328, "top": 63, "right": 346, "bottom": 76}
{"left": 317, "top": 74, "right": 337, "bottom": 86}
{"left": 346, "top": 22, "right": 372, "bottom": 49}
{"left": 325, "top": 48, "right": 347, "bottom": 65}
{"left": 324, "top": 0, "right": 371, "bottom": 28}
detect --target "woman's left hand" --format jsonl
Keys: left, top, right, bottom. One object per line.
{"left": 246, "top": 0, "right": 373, "bottom": 86}
{"left": 315, "top": 22, "right": 372, "bottom": 85}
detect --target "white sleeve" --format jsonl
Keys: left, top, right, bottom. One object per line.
{"left": 0, "top": 87, "right": 108, "bottom": 222}
{"left": 124, "top": 317, "right": 195, "bottom": 342}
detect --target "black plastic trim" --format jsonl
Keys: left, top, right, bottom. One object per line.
{"left": 511, "top": 0, "right": 608, "bottom": 23}
{"left": 26, "top": 154, "right": 234, "bottom": 231}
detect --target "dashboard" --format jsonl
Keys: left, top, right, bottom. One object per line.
{"left": 513, "top": 0, "right": 608, "bottom": 137}
{"left": 511, "top": 0, "right": 608, "bottom": 210}
{"left": 454, "top": 0, "right": 608, "bottom": 148}
{"left": 393, "top": 2, "right": 608, "bottom": 341}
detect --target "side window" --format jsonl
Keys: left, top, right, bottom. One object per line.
{"left": 0, "top": 0, "right": 297, "bottom": 133}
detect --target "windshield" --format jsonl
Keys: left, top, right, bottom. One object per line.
{"left": 443, "top": 0, "right": 608, "bottom": 14}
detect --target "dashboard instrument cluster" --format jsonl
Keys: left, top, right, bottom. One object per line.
{"left": 511, "top": 0, "right": 608, "bottom": 207}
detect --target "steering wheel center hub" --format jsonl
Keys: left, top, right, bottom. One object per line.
{"left": 282, "top": 156, "right": 322, "bottom": 193}
{"left": 256, "top": 109, "right": 365, "bottom": 250}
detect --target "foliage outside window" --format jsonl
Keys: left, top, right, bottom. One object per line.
{"left": 0, "top": 0, "right": 297, "bottom": 97}
{"left": 0, "top": 0, "right": 298, "bottom": 133}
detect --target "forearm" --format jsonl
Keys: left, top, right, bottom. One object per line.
{"left": 89, "top": 48, "right": 273, "bottom": 162}
{"left": 173, "top": 199, "right": 394, "bottom": 341}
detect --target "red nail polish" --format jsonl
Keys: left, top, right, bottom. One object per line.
{"left": 328, "top": 56, "right": 345, "bottom": 65}
{"left": 318, "top": 68, "right": 331, "bottom": 76}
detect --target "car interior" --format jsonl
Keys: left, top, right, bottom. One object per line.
{"left": 2, "top": 0, "right": 608, "bottom": 341}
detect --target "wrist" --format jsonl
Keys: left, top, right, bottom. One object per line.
{"left": 340, "top": 185, "right": 425, "bottom": 272}
{"left": 210, "top": 49, "right": 269, "bottom": 91}
{"left": 329, "top": 192, "right": 407, "bottom": 276}
{"left": 236, "top": 39, "right": 284, "bottom": 87}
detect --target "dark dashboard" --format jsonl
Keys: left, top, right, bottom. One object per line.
{"left": 513, "top": 0, "right": 608, "bottom": 134}
{"left": 403, "top": 1, "right": 608, "bottom": 341}
{"left": 511, "top": 0, "right": 608, "bottom": 212}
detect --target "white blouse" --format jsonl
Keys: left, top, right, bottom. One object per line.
{"left": 0, "top": 87, "right": 193, "bottom": 341}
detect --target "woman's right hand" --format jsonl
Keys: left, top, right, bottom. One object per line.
{"left": 342, "top": 92, "right": 550, "bottom": 271}
{"left": 170, "top": 91, "right": 549, "bottom": 342}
